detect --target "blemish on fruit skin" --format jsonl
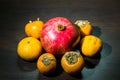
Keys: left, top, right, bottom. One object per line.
{"left": 94, "top": 39, "right": 97, "bottom": 44}
{"left": 27, "top": 41, "right": 30, "bottom": 44}
{"left": 89, "top": 37, "right": 92, "bottom": 40}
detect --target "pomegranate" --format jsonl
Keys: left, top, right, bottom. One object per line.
{"left": 40, "top": 17, "right": 80, "bottom": 56}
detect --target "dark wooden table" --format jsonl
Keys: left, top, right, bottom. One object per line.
{"left": 0, "top": 0, "right": 120, "bottom": 80}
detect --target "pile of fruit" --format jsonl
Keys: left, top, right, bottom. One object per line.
{"left": 17, "top": 17, "right": 102, "bottom": 75}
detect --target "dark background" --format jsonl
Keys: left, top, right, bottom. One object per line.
{"left": 0, "top": 0, "right": 120, "bottom": 80}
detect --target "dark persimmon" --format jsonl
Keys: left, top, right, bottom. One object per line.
{"left": 61, "top": 51, "right": 84, "bottom": 74}
{"left": 37, "top": 53, "right": 57, "bottom": 74}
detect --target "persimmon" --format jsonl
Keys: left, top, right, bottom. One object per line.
{"left": 17, "top": 37, "right": 42, "bottom": 61}
{"left": 75, "top": 20, "right": 92, "bottom": 37}
{"left": 37, "top": 53, "right": 57, "bottom": 74}
{"left": 61, "top": 51, "right": 84, "bottom": 74}
{"left": 80, "top": 35, "right": 102, "bottom": 57}
{"left": 25, "top": 18, "right": 44, "bottom": 39}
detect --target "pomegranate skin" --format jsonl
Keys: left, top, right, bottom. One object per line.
{"left": 40, "top": 17, "right": 80, "bottom": 56}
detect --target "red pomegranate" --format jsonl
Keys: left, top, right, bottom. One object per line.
{"left": 40, "top": 17, "right": 80, "bottom": 56}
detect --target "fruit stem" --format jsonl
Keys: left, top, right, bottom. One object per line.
{"left": 29, "top": 21, "right": 32, "bottom": 23}
{"left": 57, "top": 24, "right": 65, "bottom": 31}
{"left": 37, "top": 18, "right": 40, "bottom": 21}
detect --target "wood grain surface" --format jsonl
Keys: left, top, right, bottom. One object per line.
{"left": 0, "top": 0, "right": 120, "bottom": 80}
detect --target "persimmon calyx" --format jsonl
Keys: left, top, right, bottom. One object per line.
{"left": 42, "top": 56, "right": 54, "bottom": 65}
{"left": 64, "top": 51, "right": 80, "bottom": 64}
{"left": 74, "top": 20, "right": 89, "bottom": 28}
